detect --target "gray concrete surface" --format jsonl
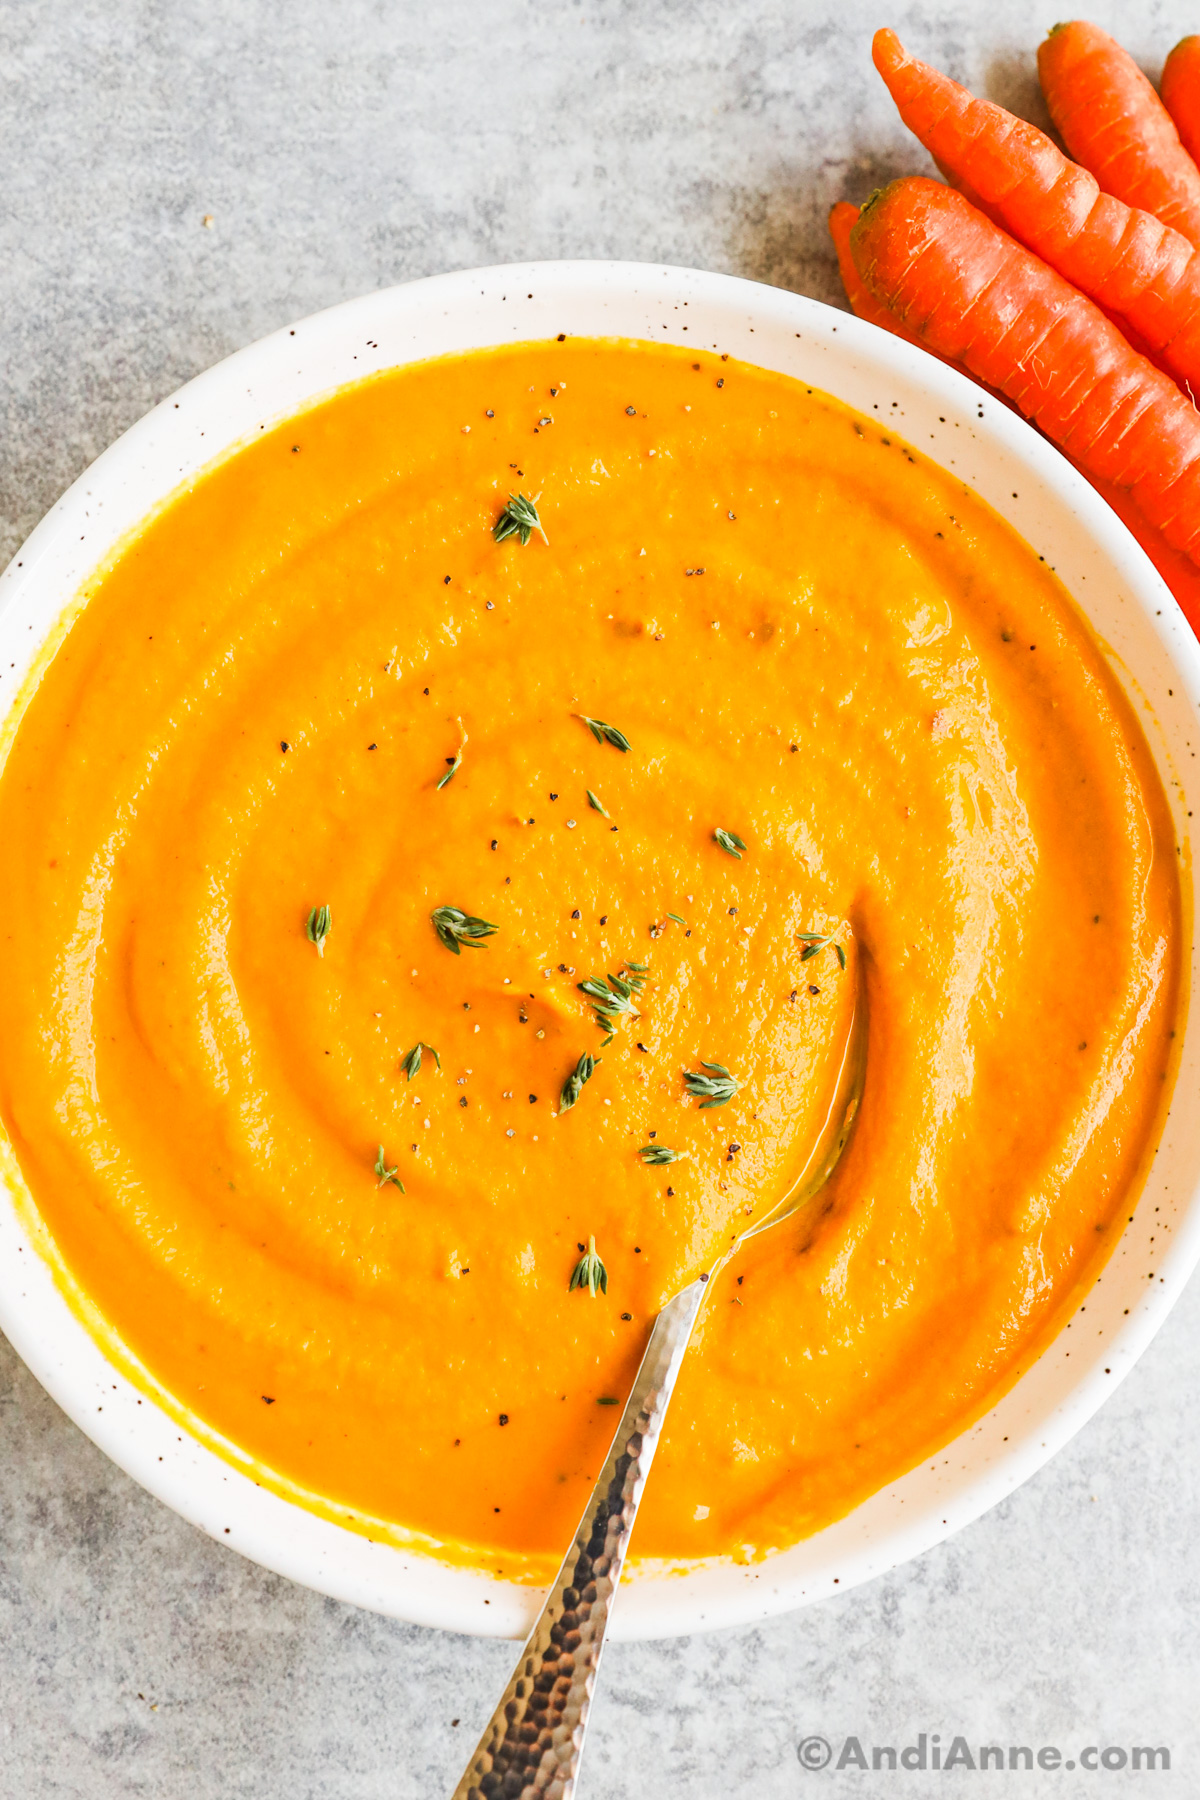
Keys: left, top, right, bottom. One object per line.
{"left": 1, "top": 1, "right": 1198, "bottom": 1794}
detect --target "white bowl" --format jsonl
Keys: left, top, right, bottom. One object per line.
{"left": 1, "top": 262, "right": 1197, "bottom": 1642}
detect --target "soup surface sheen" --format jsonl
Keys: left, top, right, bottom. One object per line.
{"left": 0, "top": 339, "right": 1181, "bottom": 1583}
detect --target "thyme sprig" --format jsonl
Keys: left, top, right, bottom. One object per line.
{"left": 798, "top": 931, "right": 847, "bottom": 970}
{"left": 569, "top": 1235, "right": 608, "bottom": 1297}
{"left": 401, "top": 1042, "right": 442, "bottom": 1081}
{"left": 559, "top": 1051, "right": 599, "bottom": 1113}
{"left": 431, "top": 906, "right": 499, "bottom": 954}
{"left": 638, "top": 1144, "right": 680, "bottom": 1165}
{"left": 714, "top": 828, "right": 747, "bottom": 859}
{"left": 578, "top": 961, "right": 648, "bottom": 1036}
{"left": 578, "top": 715, "right": 631, "bottom": 752}
{"left": 437, "top": 718, "right": 468, "bottom": 790}
{"left": 374, "top": 1145, "right": 405, "bottom": 1192}
{"left": 493, "top": 492, "right": 548, "bottom": 546}
{"left": 683, "top": 1060, "right": 741, "bottom": 1109}
{"left": 306, "top": 904, "right": 332, "bottom": 955}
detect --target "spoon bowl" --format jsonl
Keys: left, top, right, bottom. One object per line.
{"left": 740, "top": 952, "right": 867, "bottom": 1248}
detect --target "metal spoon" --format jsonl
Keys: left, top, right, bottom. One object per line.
{"left": 451, "top": 955, "right": 867, "bottom": 1800}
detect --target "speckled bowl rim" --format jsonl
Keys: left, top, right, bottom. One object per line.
{"left": 0, "top": 260, "right": 1196, "bottom": 1642}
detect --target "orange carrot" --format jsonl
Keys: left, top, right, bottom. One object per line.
{"left": 838, "top": 190, "right": 1200, "bottom": 631}
{"left": 871, "top": 29, "right": 1200, "bottom": 385}
{"left": 829, "top": 197, "right": 1012, "bottom": 408}
{"left": 850, "top": 177, "right": 1200, "bottom": 562}
{"left": 1162, "top": 37, "right": 1200, "bottom": 169}
{"left": 1038, "top": 21, "right": 1200, "bottom": 248}
{"left": 828, "top": 201, "right": 928, "bottom": 341}
{"left": 836, "top": 189, "right": 1200, "bottom": 633}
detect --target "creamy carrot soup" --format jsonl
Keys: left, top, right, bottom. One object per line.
{"left": 0, "top": 340, "right": 1181, "bottom": 1582}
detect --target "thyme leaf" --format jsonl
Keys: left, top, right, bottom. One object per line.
{"left": 578, "top": 961, "right": 649, "bottom": 1034}
{"left": 431, "top": 906, "right": 499, "bottom": 954}
{"left": 682, "top": 1059, "right": 741, "bottom": 1109}
{"left": 578, "top": 715, "right": 631, "bottom": 753}
{"left": 559, "top": 1051, "right": 599, "bottom": 1113}
{"left": 797, "top": 931, "right": 847, "bottom": 970}
{"left": 713, "top": 828, "right": 747, "bottom": 859}
{"left": 667, "top": 911, "right": 685, "bottom": 925}
{"left": 638, "top": 1144, "right": 680, "bottom": 1165}
{"left": 374, "top": 1145, "right": 405, "bottom": 1192}
{"left": 306, "top": 904, "right": 332, "bottom": 955}
{"left": 493, "top": 491, "right": 548, "bottom": 546}
{"left": 401, "top": 1041, "right": 442, "bottom": 1081}
{"left": 586, "top": 788, "right": 609, "bottom": 816}
{"left": 569, "top": 1235, "right": 608, "bottom": 1297}
{"left": 437, "top": 718, "right": 468, "bottom": 790}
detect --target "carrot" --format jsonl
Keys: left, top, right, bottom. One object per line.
{"left": 850, "top": 177, "right": 1200, "bottom": 562}
{"left": 871, "top": 28, "right": 1200, "bottom": 392}
{"left": 838, "top": 193, "right": 1200, "bottom": 632}
{"left": 830, "top": 196, "right": 1014, "bottom": 411}
{"left": 837, "top": 199, "right": 1200, "bottom": 634}
{"left": 1038, "top": 21, "right": 1200, "bottom": 248}
{"left": 828, "top": 201, "right": 927, "bottom": 340}
{"left": 1162, "top": 37, "right": 1200, "bottom": 169}
{"left": 836, "top": 189, "right": 1200, "bottom": 631}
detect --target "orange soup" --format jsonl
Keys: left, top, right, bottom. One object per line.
{"left": 0, "top": 339, "right": 1181, "bottom": 1582}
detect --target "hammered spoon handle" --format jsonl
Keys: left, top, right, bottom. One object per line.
{"left": 450, "top": 1272, "right": 710, "bottom": 1800}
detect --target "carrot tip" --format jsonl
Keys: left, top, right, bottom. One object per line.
{"left": 871, "top": 26, "right": 905, "bottom": 73}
